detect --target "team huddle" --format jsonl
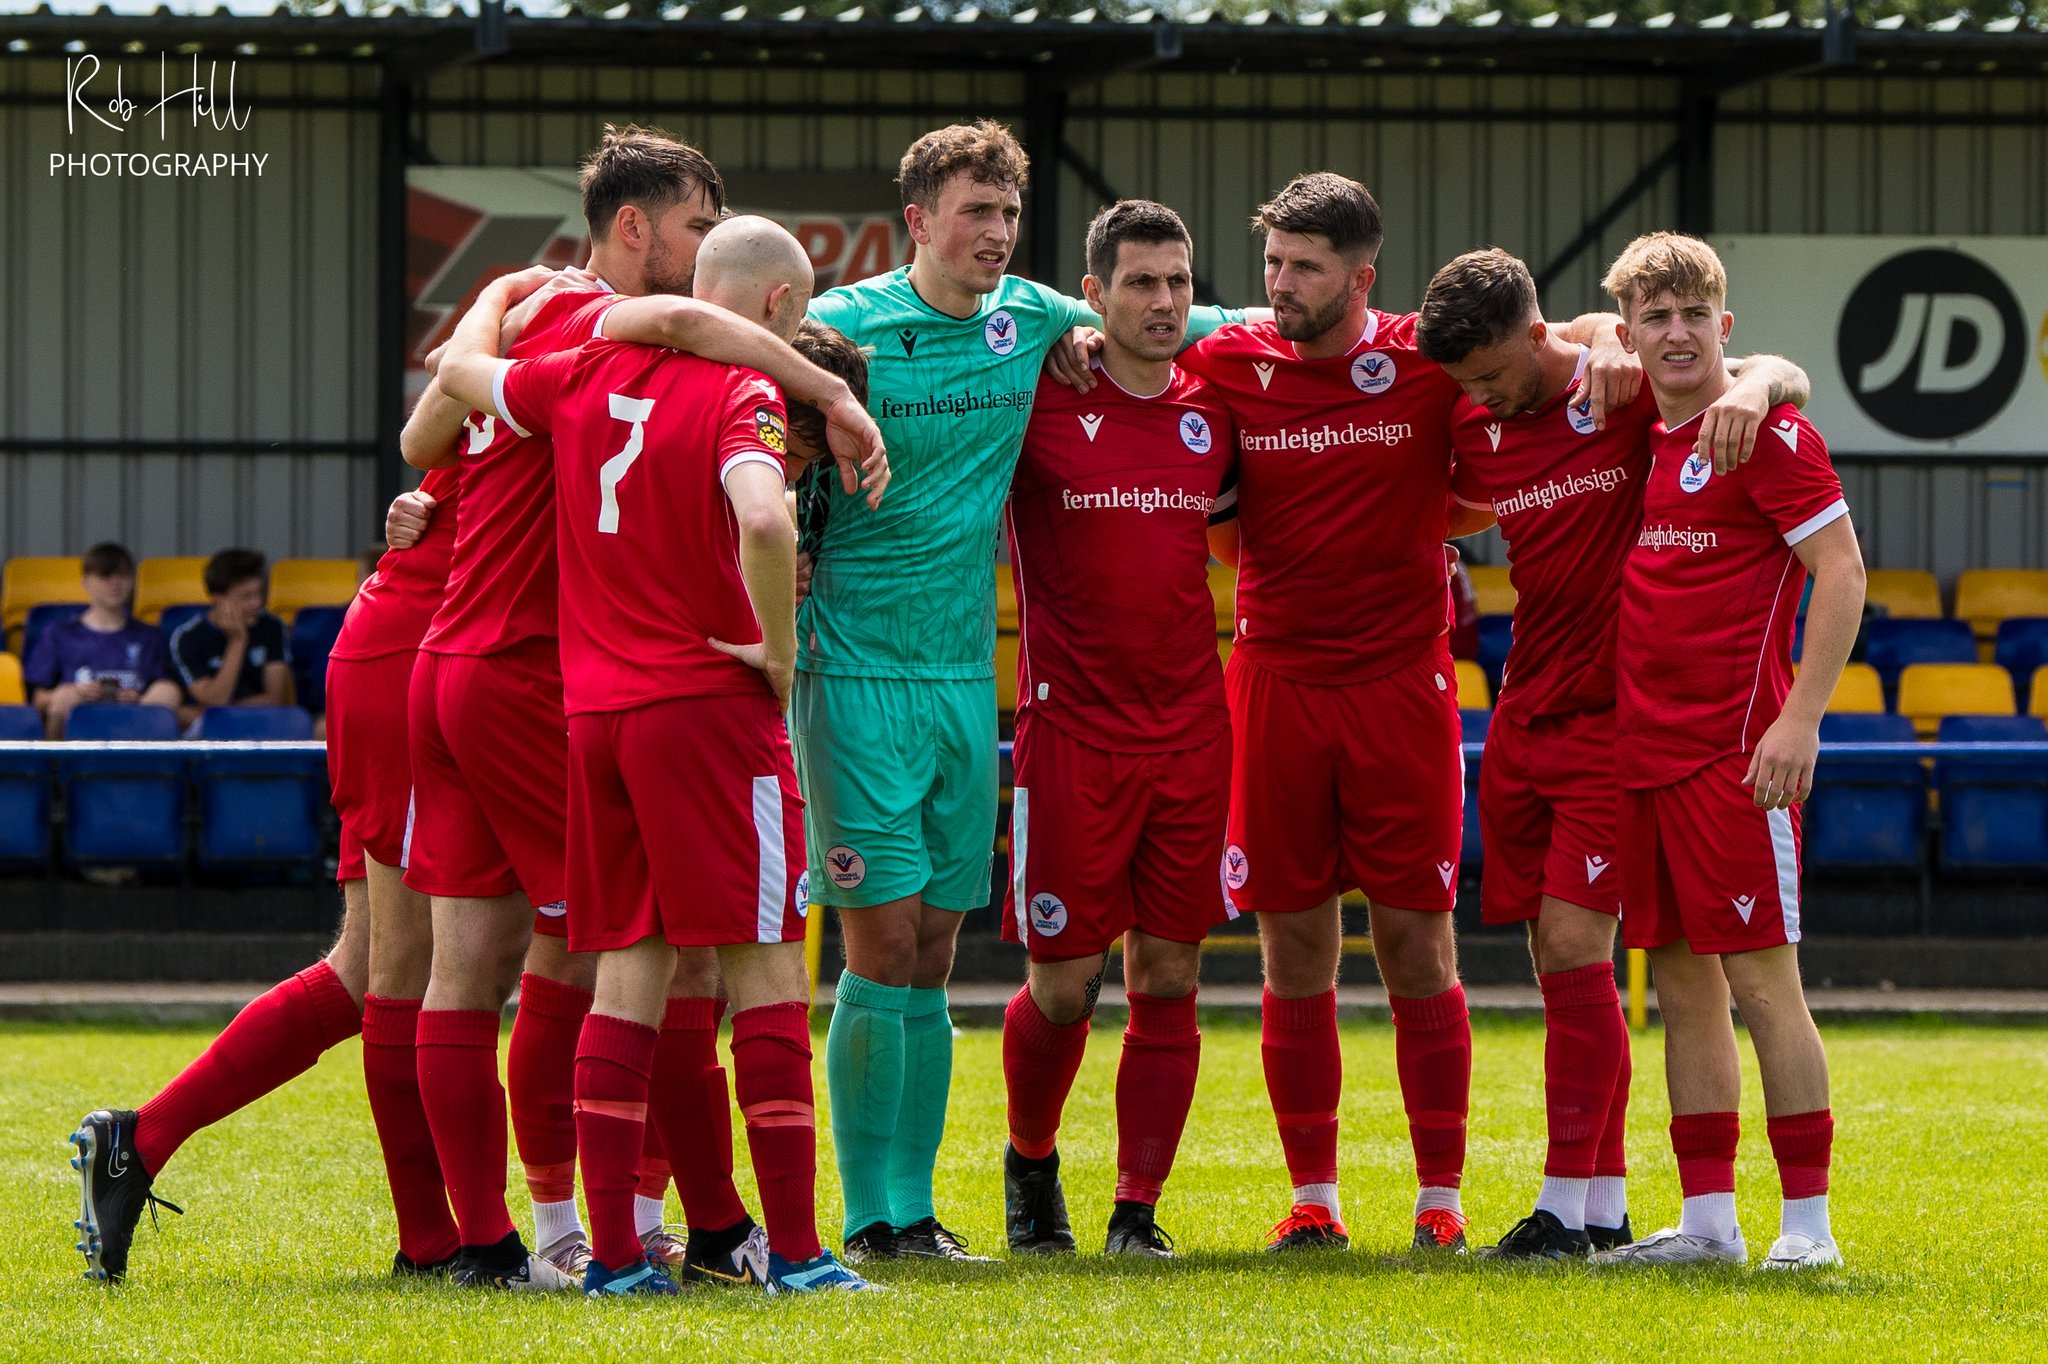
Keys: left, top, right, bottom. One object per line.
{"left": 67, "top": 115, "right": 1864, "bottom": 1296}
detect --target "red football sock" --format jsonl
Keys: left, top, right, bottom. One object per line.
{"left": 508, "top": 972, "right": 592, "bottom": 1210}
{"left": 1115, "top": 991, "right": 1201, "bottom": 1205}
{"left": 135, "top": 960, "right": 361, "bottom": 1175}
{"left": 637, "top": 1123, "right": 672, "bottom": 1201}
{"left": 732, "top": 1002, "right": 822, "bottom": 1263}
{"left": 1670, "top": 1111, "right": 1740, "bottom": 1198}
{"left": 1261, "top": 987, "right": 1340, "bottom": 1187}
{"left": 361, "top": 995, "right": 459, "bottom": 1265}
{"left": 574, "top": 1012, "right": 658, "bottom": 1274}
{"left": 417, "top": 1008, "right": 516, "bottom": 1247}
{"left": 650, "top": 997, "right": 750, "bottom": 1232}
{"left": 1767, "top": 1109, "right": 1834, "bottom": 1199}
{"left": 1389, "top": 984, "right": 1471, "bottom": 1190}
{"left": 1596, "top": 1001, "right": 1633, "bottom": 1179}
{"left": 1002, "top": 986, "right": 1091, "bottom": 1161}
{"left": 1538, "top": 964, "right": 1626, "bottom": 1180}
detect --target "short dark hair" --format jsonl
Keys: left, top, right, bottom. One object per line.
{"left": 897, "top": 121, "right": 1029, "bottom": 213}
{"left": 1253, "top": 172, "right": 1384, "bottom": 260}
{"left": 80, "top": 542, "right": 135, "bottom": 578}
{"left": 580, "top": 124, "right": 725, "bottom": 243}
{"left": 1417, "top": 248, "right": 1541, "bottom": 365}
{"left": 204, "top": 548, "right": 267, "bottom": 597}
{"left": 1084, "top": 200, "right": 1194, "bottom": 286}
{"left": 787, "top": 319, "right": 870, "bottom": 458}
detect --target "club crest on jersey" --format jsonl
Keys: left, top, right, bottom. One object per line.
{"left": 825, "top": 845, "right": 867, "bottom": 889}
{"left": 1179, "top": 411, "right": 1213, "bottom": 454}
{"left": 1351, "top": 351, "right": 1396, "bottom": 395}
{"left": 1566, "top": 391, "right": 1599, "bottom": 435}
{"left": 1771, "top": 417, "right": 1800, "bottom": 451}
{"left": 1678, "top": 451, "right": 1714, "bottom": 494}
{"left": 897, "top": 328, "right": 918, "bottom": 357}
{"left": 1253, "top": 362, "right": 1276, "bottom": 390}
{"left": 1223, "top": 845, "right": 1249, "bottom": 891}
{"left": 1028, "top": 893, "right": 1068, "bottom": 937}
{"left": 1484, "top": 423, "right": 1503, "bottom": 451}
{"left": 1078, "top": 414, "right": 1104, "bottom": 442}
{"left": 984, "top": 309, "right": 1018, "bottom": 356}
{"left": 794, "top": 871, "right": 810, "bottom": 918}
{"left": 754, "top": 407, "right": 786, "bottom": 454}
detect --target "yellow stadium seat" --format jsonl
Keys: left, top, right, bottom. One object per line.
{"left": 135, "top": 557, "right": 210, "bottom": 624}
{"left": 1466, "top": 564, "right": 1514, "bottom": 617}
{"left": 1954, "top": 569, "right": 2048, "bottom": 643}
{"left": 2032, "top": 667, "right": 2048, "bottom": 720}
{"left": 1217, "top": 633, "right": 1234, "bottom": 669}
{"left": 995, "top": 567, "right": 1019, "bottom": 632}
{"left": 994, "top": 632, "right": 1020, "bottom": 715}
{"left": 2, "top": 556, "right": 88, "bottom": 639}
{"left": 1896, "top": 663, "right": 2015, "bottom": 738}
{"left": 0, "top": 653, "right": 23, "bottom": 705}
{"left": 268, "top": 558, "right": 361, "bottom": 622}
{"left": 1208, "top": 561, "right": 1238, "bottom": 633}
{"left": 1825, "top": 663, "right": 1886, "bottom": 714}
{"left": 1862, "top": 568, "right": 1943, "bottom": 620}
{"left": 1453, "top": 659, "right": 1491, "bottom": 710}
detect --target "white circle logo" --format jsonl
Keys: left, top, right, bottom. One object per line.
{"left": 1565, "top": 390, "right": 1599, "bottom": 435}
{"left": 1678, "top": 451, "right": 1714, "bottom": 494}
{"left": 1028, "top": 892, "right": 1068, "bottom": 937}
{"left": 825, "top": 845, "right": 867, "bottom": 888}
{"left": 536, "top": 899, "right": 567, "bottom": 920}
{"left": 1351, "top": 351, "right": 1396, "bottom": 394}
{"left": 794, "top": 871, "right": 810, "bottom": 918}
{"left": 1223, "top": 845, "right": 1249, "bottom": 891}
{"left": 984, "top": 309, "right": 1018, "bottom": 356}
{"left": 1178, "top": 410, "right": 1213, "bottom": 454}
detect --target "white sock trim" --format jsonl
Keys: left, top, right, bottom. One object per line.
{"left": 533, "top": 1197, "right": 584, "bottom": 1252}
{"left": 635, "top": 1193, "right": 667, "bottom": 1239}
{"left": 1293, "top": 1183, "right": 1341, "bottom": 1223}
{"left": 1414, "top": 1185, "right": 1463, "bottom": 1218}
{"left": 1678, "top": 1191, "right": 1738, "bottom": 1243}
{"left": 1586, "top": 1175, "right": 1628, "bottom": 1229}
{"left": 1780, "top": 1193, "right": 1831, "bottom": 1243}
{"left": 1534, "top": 1176, "right": 1590, "bottom": 1230}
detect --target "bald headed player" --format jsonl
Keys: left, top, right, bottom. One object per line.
{"left": 437, "top": 217, "right": 879, "bottom": 1295}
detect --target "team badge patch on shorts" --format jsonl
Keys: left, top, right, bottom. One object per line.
{"left": 824, "top": 846, "right": 866, "bottom": 889}
{"left": 1027, "top": 892, "right": 1068, "bottom": 937}
{"left": 755, "top": 407, "right": 787, "bottom": 453}
{"left": 794, "top": 870, "right": 811, "bottom": 918}
{"left": 1223, "top": 845, "right": 1249, "bottom": 891}
{"left": 536, "top": 899, "right": 568, "bottom": 919}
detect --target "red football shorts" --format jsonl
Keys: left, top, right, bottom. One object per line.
{"left": 327, "top": 650, "right": 418, "bottom": 880}
{"left": 1001, "top": 713, "right": 1234, "bottom": 962}
{"left": 338, "top": 827, "right": 366, "bottom": 885}
{"left": 566, "top": 692, "right": 806, "bottom": 954}
{"left": 1223, "top": 646, "right": 1464, "bottom": 914}
{"left": 1620, "top": 751, "right": 1804, "bottom": 955}
{"left": 405, "top": 637, "right": 569, "bottom": 935}
{"left": 1478, "top": 706, "right": 1623, "bottom": 925}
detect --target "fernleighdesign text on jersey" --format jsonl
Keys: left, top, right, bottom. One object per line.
{"left": 876, "top": 387, "right": 1035, "bottom": 420}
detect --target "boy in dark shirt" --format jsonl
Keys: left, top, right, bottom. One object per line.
{"left": 169, "top": 548, "right": 292, "bottom": 729}
{"left": 24, "top": 543, "right": 181, "bottom": 739}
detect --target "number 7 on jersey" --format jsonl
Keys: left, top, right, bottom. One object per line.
{"left": 598, "top": 393, "right": 656, "bottom": 534}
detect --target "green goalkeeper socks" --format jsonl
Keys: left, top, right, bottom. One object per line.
{"left": 886, "top": 985, "right": 955, "bottom": 1228}
{"left": 826, "top": 969, "right": 908, "bottom": 1239}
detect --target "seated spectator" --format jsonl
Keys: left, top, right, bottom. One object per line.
{"left": 23, "top": 542, "right": 182, "bottom": 739}
{"left": 170, "top": 548, "right": 292, "bottom": 729}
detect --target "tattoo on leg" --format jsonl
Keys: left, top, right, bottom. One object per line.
{"left": 1080, "top": 953, "right": 1110, "bottom": 1018}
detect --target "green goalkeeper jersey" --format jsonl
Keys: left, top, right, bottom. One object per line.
{"left": 800, "top": 267, "right": 1242, "bottom": 680}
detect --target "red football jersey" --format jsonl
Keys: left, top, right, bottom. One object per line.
{"left": 497, "top": 339, "right": 789, "bottom": 716}
{"left": 1008, "top": 365, "right": 1236, "bottom": 754}
{"left": 1448, "top": 353, "right": 1659, "bottom": 719}
{"left": 330, "top": 463, "right": 462, "bottom": 662}
{"left": 1182, "top": 312, "right": 1463, "bottom": 684}
{"left": 1616, "top": 403, "right": 1848, "bottom": 789}
{"left": 419, "top": 292, "right": 618, "bottom": 656}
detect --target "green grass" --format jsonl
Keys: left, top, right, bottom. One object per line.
{"left": 7, "top": 1015, "right": 2045, "bottom": 1360}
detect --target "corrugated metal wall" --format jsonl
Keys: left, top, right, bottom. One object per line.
{"left": 2, "top": 58, "right": 2041, "bottom": 581}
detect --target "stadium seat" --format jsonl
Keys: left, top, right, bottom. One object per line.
{"left": 21, "top": 602, "right": 85, "bottom": 666}
{"left": 1806, "top": 713, "right": 1925, "bottom": 873}
{"left": 994, "top": 633, "right": 1020, "bottom": 715}
{"left": 1459, "top": 709, "right": 1490, "bottom": 870}
{"left": 195, "top": 706, "right": 314, "bottom": 741}
{"left": 1896, "top": 663, "right": 2016, "bottom": 739}
{"left": 2034, "top": 667, "right": 2048, "bottom": 720}
{"left": 2, "top": 556, "right": 88, "bottom": 650}
{"left": 1862, "top": 568, "right": 1943, "bottom": 620}
{"left": 289, "top": 606, "right": 349, "bottom": 715}
{"left": 59, "top": 704, "right": 186, "bottom": 866}
{"left": 1864, "top": 618, "right": 1977, "bottom": 689}
{"left": 1476, "top": 614, "right": 1514, "bottom": 687}
{"left": 1467, "top": 564, "right": 1515, "bottom": 617}
{"left": 267, "top": 558, "right": 360, "bottom": 623}
{"left": 1935, "top": 715, "right": 2048, "bottom": 876}
{"left": 191, "top": 713, "right": 324, "bottom": 867}
{"left": 1453, "top": 659, "right": 1491, "bottom": 710}
{"left": 0, "top": 653, "right": 23, "bottom": 706}
{"left": 158, "top": 603, "right": 207, "bottom": 642}
{"left": 994, "top": 568, "right": 1019, "bottom": 632}
{"left": 0, "top": 704, "right": 50, "bottom": 866}
{"left": 1208, "top": 562, "right": 1238, "bottom": 633}
{"left": 1954, "top": 569, "right": 2048, "bottom": 645}
{"left": 1992, "top": 618, "right": 2048, "bottom": 709}
{"left": 1826, "top": 663, "right": 1886, "bottom": 714}
{"left": 134, "top": 557, "right": 209, "bottom": 624}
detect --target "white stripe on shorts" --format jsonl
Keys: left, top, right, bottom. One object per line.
{"left": 1768, "top": 805, "right": 1801, "bottom": 944}
{"left": 1010, "top": 786, "right": 1031, "bottom": 942}
{"left": 754, "top": 775, "right": 785, "bottom": 943}
{"left": 399, "top": 787, "right": 416, "bottom": 870}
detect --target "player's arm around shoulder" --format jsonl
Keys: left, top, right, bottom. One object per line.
{"left": 1695, "top": 354, "right": 1815, "bottom": 475}
{"left": 431, "top": 266, "right": 560, "bottom": 430}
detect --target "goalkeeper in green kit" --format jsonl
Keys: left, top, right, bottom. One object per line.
{"left": 795, "top": 121, "right": 1248, "bottom": 1261}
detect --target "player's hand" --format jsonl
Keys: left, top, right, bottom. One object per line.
{"left": 489, "top": 264, "right": 561, "bottom": 310}
{"left": 794, "top": 552, "right": 814, "bottom": 612}
{"left": 824, "top": 392, "right": 889, "bottom": 510}
{"left": 502, "top": 267, "right": 602, "bottom": 349}
{"left": 1697, "top": 378, "right": 1770, "bottom": 475}
{"left": 1742, "top": 715, "right": 1819, "bottom": 810}
{"left": 1044, "top": 327, "right": 1103, "bottom": 392}
{"left": 115, "top": 687, "right": 140, "bottom": 703}
{"left": 1443, "top": 543, "right": 1462, "bottom": 580}
{"left": 386, "top": 489, "right": 436, "bottom": 550}
{"left": 709, "top": 638, "right": 795, "bottom": 711}
{"left": 423, "top": 342, "right": 446, "bottom": 377}
{"left": 1581, "top": 326, "right": 1643, "bottom": 431}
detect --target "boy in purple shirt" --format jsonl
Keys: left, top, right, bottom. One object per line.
{"left": 24, "top": 543, "right": 181, "bottom": 738}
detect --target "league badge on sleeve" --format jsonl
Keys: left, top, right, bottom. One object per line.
{"left": 755, "top": 407, "right": 787, "bottom": 454}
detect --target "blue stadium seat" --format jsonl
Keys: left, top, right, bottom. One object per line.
{"left": 1864, "top": 618, "right": 1976, "bottom": 690}
{"left": 21, "top": 602, "right": 85, "bottom": 666}
{"left": 1476, "top": 614, "right": 1514, "bottom": 688}
{"left": 59, "top": 704, "right": 186, "bottom": 866}
{"left": 0, "top": 704, "right": 50, "bottom": 866}
{"left": 1935, "top": 715, "right": 2048, "bottom": 876}
{"left": 1806, "top": 713, "right": 1925, "bottom": 873}
{"left": 289, "top": 605, "right": 348, "bottom": 715}
{"left": 1460, "top": 709, "right": 1490, "bottom": 869}
{"left": 1993, "top": 618, "right": 2048, "bottom": 709}
{"left": 157, "top": 603, "right": 207, "bottom": 641}
{"left": 190, "top": 705, "right": 323, "bottom": 866}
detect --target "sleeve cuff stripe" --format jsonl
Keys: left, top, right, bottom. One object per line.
{"left": 1783, "top": 497, "right": 1849, "bottom": 547}
{"left": 491, "top": 360, "right": 532, "bottom": 439}
{"left": 719, "top": 450, "right": 784, "bottom": 481}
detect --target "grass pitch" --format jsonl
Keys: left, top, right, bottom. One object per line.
{"left": 6, "top": 1014, "right": 2044, "bottom": 1361}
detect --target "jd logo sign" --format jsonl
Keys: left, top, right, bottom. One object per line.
{"left": 1838, "top": 248, "right": 2026, "bottom": 441}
